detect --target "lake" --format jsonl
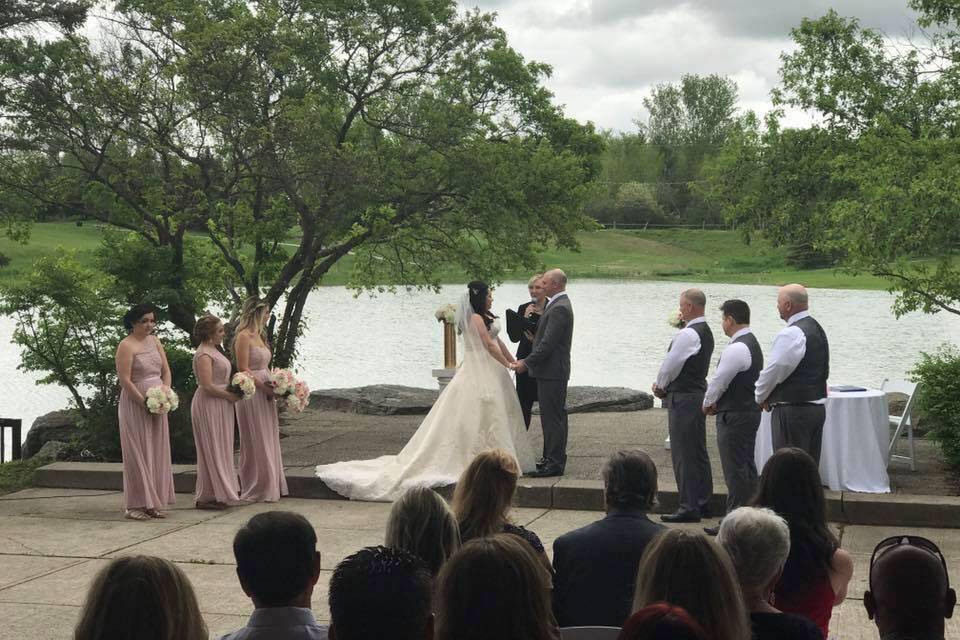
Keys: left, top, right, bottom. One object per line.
{"left": 4, "top": 280, "right": 960, "bottom": 456}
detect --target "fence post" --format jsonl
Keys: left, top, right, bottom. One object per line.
{"left": 0, "top": 419, "right": 22, "bottom": 462}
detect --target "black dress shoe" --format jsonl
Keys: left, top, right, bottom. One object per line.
{"left": 700, "top": 504, "right": 713, "bottom": 518}
{"left": 526, "top": 466, "right": 564, "bottom": 478}
{"left": 660, "top": 510, "right": 701, "bottom": 523}
{"left": 536, "top": 458, "right": 546, "bottom": 468}
{"left": 703, "top": 525, "right": 720, "bottom": 536}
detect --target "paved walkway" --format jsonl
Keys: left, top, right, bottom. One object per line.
{"left": 2, "top": 487, "right": 960, "bottom": 639}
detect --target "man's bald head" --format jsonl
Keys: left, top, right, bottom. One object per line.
{"left": 777, "top": 284, "right": 809, "bottom": 321}
{"left": 542, "top": 269, "right": 567, "bottom": 297}
{"left": 865, "top": 543, "right": 956, "bottom": 637}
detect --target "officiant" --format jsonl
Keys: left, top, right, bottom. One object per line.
{"left": 507, "top": 273, "right": 545, "bottom": 428}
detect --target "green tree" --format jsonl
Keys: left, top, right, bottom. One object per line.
{"left": 0, "top": 0, "right": 601, "bottom": 366}
{"left": 0, "top": 1, "right": 89, "bottom": 32}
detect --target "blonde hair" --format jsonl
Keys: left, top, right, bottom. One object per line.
{"left": 74, "top": 555, "right": 207, "bottom": 640}
{"left": 236, "top": 297, "right": 270, "bottom": 341}
{"left": 632, "top": 530, "right": 751, "bottom": 640}
{"left": 527, "top": 273, "right": 543, "bottom": 287}
{"left": 452, "top": 449, "right": 519, "bottom": 543}
{"left": 386, "top": 486, "right": 462, "bottom": 576}
{"left": 436, "top": 533, "right": 556, "bottom": 640}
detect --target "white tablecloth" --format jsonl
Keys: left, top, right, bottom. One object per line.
{"left": 754, "top": 389, "right": 890, "bottom": 493}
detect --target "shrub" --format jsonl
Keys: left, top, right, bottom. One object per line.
{"left": 910, "top": 345, "right": 960, "bottom": 468}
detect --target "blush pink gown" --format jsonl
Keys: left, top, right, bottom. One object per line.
{"left": 118, "top": 341, "right": 176, "bottom": 510}
{"left": 191, "top": 347, "right": 241, "bottom": 505}
{"left": 236, "top": 345, "right": 288, "bottom": 502}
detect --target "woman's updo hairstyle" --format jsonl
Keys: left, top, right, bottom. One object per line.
{"left": 122, "top": 303, "right": 159, "bottom": 332}
{"left": 193, "top": 315, "right": 222, "bottom": 346}
{"left": 467, "top": 280, "right": 497, "bottom": 328}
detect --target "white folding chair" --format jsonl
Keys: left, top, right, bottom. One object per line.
{"left": 881, "top": 379, "right": 919, "bottom": 471}
{"left": 560, "top": 627, "right": 621, "bottom": 640}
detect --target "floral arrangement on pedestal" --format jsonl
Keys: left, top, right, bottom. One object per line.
{"left": 434, "top": 303, "right": 457, "bottom": 325}
{"left": 434, "top": 303, "right": 458, "bottom": 368}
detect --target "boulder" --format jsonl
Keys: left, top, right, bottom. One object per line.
{"left": 310, "top": 384, "right": 653, "bottom": 416}
{"left": 23, "top": 410, "right": 79, "bottom": 459}
{"left": 34, "top": 440, "right": 68, "bottom": 461}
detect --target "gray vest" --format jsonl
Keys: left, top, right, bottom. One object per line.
{"left": 717, "top": 332, "right": 763, "bottom": 413}
{"left": 667, "top": 322, "right": 714, "bottom": 394}
{"left": 768, "top": 316, "right": 830, "bottom": 403}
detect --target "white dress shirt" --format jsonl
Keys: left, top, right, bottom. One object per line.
{"left": 219, "top": 607, "right": 329, "bottom": 640}
{"left": 656, "top": 316, "right": 706, "bottom": 390}
{"left": 754, "top": 310, "right": 823, "bottom": 405}
{"left": 703, "top": 327, "right": 754, "bottom": 409}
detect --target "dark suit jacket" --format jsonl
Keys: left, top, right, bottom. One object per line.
{"left": 525, "top": 294, "right": 573, "bottom": 380}
{"left": 552, "top": 511, "right": 665, "bottom": 628}
{"left": 510, "top": 301, "right": 540, "bottom": 360}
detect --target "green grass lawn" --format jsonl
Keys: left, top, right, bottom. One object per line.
{"left": 0, "top": 222, "right": 892, "bottom": 290}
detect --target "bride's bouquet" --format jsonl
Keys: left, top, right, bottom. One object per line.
{"left": 144, "top": 386, "right": 179, "bottom": 414}
{"left": 229, "top": 372, "right": 257, "bottom": 400}
{"left": 269, "top": 368, "right": 310, "bottom": 413}
{"left": 434, "top": 303, "right": 457, "bottom": 325}
{"left": 667, "top": 309, "right": 685, "bottom": 329}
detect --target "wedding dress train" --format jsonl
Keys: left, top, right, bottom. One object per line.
{"left": 315, "top": 310, "right": 536, "bottom": 502}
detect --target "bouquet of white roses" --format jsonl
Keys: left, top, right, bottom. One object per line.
{"left": 229, "top": 372, "right": 257, "bottom": 400}
{"left": 667, "top": 309, "right": 685, "bottom": 329}
{"left": 144, "top": 386, "right": 179, "bottom": 414}
{"left": 434, "top": 303, "right": 457, "bottom": 325}
{"left": 269, "top": 368, "right": 310, "bottom": 413}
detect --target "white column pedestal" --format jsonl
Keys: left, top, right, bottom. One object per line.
{"left": 432, "top": 368, "right": 456, "bottom": 391}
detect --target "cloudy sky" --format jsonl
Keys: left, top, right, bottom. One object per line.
{"left": 457, "top": 0, "right": 922, "bottom": 131}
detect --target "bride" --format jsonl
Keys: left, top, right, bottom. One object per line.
{"left": 315, "top": 281, "right": 536, "bottom": 501}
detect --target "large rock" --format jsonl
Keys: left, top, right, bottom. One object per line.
{"left": 23, "top": 410, "right": 79, "bottom": 459}
{"left": 310, "top": 384, "right": 653, "bottom": 416}
{"left": 34, "top": 440, "right": 68, "bottom": 461}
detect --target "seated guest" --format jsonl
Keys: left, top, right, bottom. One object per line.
{"left": 75, "top": 555, "right": 207, "bottom": 640}
{"left": 865, "top": 535, "right": 957, "bottom": 640}
{"left": 751, "top": 447, "right": 853, "bottom": 637}
{"left": 221, "top": 511, "right": 326, "bottom": 639}
{"left": 552, "top": 449, "right": 665, "bottom": 627}
{"left": 453, "top": 449, "right": 547, "bottom": 560}
{"left": 617, "top": 603, "right": 709, "bottom": 640}
{"left": 632, "top": 529, "right": 750, "bottom": 640}
{"left": 436, "top": 533, "right": 558, "bottom": 640}
{"left": 386, "top": 485, "right": 462, "bottom": 576}
{"left": 717, "top": 507, "right": 824, "bottom": 640}
{"left": 328, "top": 546, "right": 433, "bottom": 640}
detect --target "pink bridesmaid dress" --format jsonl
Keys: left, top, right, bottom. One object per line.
{"left": 236, "top": 345, "right": 288, "bottom": 502}
{"left": 191, "top": 347, "right": 241, "bottom": 505}
{"left": 118, "top": 340, "right": 176, "bottom": 511}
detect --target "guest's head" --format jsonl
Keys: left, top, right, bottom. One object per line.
{"left": 435, "top": 533, "right": 555, "bottom": 640}
{"left": 719, "top": 299, "right": 751, "bottom": 338}
{"left": 601, "top": 449, "right": 657, "bottom": 513}
{"left": 233, "top": 511, "right": 321, "bottom": 609}
{"left": 864, "top": 535, "right": 956, "bottom": 639}
{"left": 122, "top": 303, "right": 159, "bottom": 335}
{"left": 467, "top": 280, "right": 493, "bottom": 315}
{"left": 541, "top": 268, "right": 567, "bottom": 297}
{"left": 193, "top": 314, "right": 224, "bottom": 347}
{"left": 717, "top": 507, "right": 791, "bottom": 609}
{"left": 386, "top": 486, "right": 462, "bottom": 576}
{"left": 528, "top": 273, "right": 545, "bottom": 304}
{"left": 680, "top": 289, "right": 706, "bottom": 321}
{"left": 632, "top": 529, "right": 750, "bottom": 640}
{"left": 777, "top": 284, "right": 809, "bottom": 321}
{"left": 329, "top": 545, "right": 433, "bottom": 640}
{"left": 74, "top": 555, "right": 207, "bottom": 640}
{"left": 452, "top": 449, "right": 519, "bottom": 543}
{"left": 752, "top": 447, "right": 838, "bottom": 588}
{"left": 237, "top": 297, "right": 271, "bottom": 338}
{"left": 618, "top": 603, "right": 710, "bottom": 640}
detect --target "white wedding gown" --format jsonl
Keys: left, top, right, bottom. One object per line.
{"left": 315, "top": 317, "right": 536, "bottom": 501}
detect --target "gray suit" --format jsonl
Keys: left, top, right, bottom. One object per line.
{"left": 524, "top": 293, "right": 573, "bottom": 471}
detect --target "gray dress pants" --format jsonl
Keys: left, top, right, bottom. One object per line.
{"left": 667, "top": 392, "right": 713, "bottom": 514}
{"left": 770, "top": 403, "right": 826, "bottom": 466}
{"left": 716, "top": 411, "right": 761, "bottom": 513}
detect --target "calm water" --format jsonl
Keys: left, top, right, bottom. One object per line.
{"left": 4, "top": 280, "right": 960, "bottom": 452}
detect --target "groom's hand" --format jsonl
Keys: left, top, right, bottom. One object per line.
{"left": 514, "top": 360, "right": 527, "bottom": 373}
{"left": 651, "top": 383, "right": 666, "bottom": 399}
{"left": 702, "top": 404, "right": 717, "bottom": 415}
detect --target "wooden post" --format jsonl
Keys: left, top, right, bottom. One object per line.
{"left": 443, "top": 322, "right": 457, "bottom": 368}
{"left": 0, "top": 418, "right": 22, "bottom": 462}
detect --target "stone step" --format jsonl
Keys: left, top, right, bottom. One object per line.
{"left": 33, "top": 462, "right": 960, "bottom": 528}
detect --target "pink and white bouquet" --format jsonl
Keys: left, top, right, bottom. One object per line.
{"left": 144, "top": 386, "right": 179, "bottom": 414}
{"left": 269, "top": 368, "right": 310, "bottom": 413}
{"left": 230, "top": 372, "right": 257, "bottom": 400}
{"left": 667, "top": 309, "right": 685, "bottom": 329}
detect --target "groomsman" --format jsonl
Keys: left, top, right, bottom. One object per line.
{"left": 701, "top": 299, "right": 763, "bottom": 536}
{"left": 755, "top": 284, "right": 830, "bottom": 464}
{"left": 652, "top": 288, "right": 714, "bottom": 523}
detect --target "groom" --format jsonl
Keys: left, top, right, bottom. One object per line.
{"left": 514, "top": 269, "right": 574, "bottom": 478}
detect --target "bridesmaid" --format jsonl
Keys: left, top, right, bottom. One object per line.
{"left": 191, "top": 315, "right": 241, "bottom": 510}
{"left": 233, "top": 298, "right": 288, "bottom": 502}
{"left": 115, "top": 303, "right": 176, "bottom": 521}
